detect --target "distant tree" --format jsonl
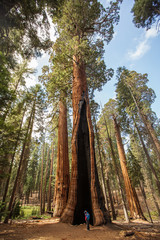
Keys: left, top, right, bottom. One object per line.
{"left": 4, "top": 85, "right": 46, "bottom": 223}
{"left": 99, "top": 100, "right": 129, "bottom": 222}
{"left": 113, "top": 114, "right": 146, "bottom": 220}
{"left": 0, "top": 0, "right": 64, "bottom": 62}
{"left": 47, "top": 141, "right": 54, "bottom": 211}
{"left": 132, "top": 0, "right": 160, "bottom": 29}
{"left": 116, "top": 67, "right": 160, "bottom": 164}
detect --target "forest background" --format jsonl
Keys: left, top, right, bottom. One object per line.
{"left": 0, "top": 0, "right": 160, "bottom": 227}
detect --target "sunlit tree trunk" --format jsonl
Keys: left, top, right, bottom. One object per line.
{"left": 113, "top": 116, "right": 146, "bottom": 220}
{"left": 102, "top": 114, "right": 129, "bottom": 222}
{"left": 61, "top": 57, "right": 110, "bottom": 226}
{"left": 53, "top": 96, "right": 69, "bottom": 217}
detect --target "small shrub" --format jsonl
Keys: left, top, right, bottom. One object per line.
{"left": 31, "top": 207, "right": 40, "bottom": 216}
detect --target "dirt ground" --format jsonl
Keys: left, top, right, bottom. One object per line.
{"left": 0, "top": 218, "right": 160, "bottom": 240}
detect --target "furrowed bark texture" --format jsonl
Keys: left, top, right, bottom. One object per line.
{"left": 113, "top": 116, "right": 146, "bottom": 220}
{"left": 53, "top": 98, "right": 69, "bottom": 217}
{"left": 61, "top": 57, "right": 110, "bottom": 226}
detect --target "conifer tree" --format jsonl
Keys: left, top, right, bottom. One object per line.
{"left": 51, "top": 0, "right": 121, "bottom": 225}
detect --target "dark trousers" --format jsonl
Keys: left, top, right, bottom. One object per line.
{"left": 86, "top": 219, "right": 90, "bottom": 230}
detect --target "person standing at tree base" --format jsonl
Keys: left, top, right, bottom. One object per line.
{"left": 84, "top": 210, "right": 90, "bottom": 230}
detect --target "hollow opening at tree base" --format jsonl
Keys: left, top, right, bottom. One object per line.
{"left": 73, "top": 101, "right": 93, "bottom": 225}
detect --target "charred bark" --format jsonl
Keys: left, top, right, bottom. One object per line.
{"left": 61, "top": 57, "right": 110, "bottom": 226}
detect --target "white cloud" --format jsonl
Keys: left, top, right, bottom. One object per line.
{"left": 128, "top": 39, "right": 150, "bottom": 60}
{"left": 145, "top": 28, "right": 158, "bottom": 39}
{"left": 28, "top": 58, "right": 38, "bottom": 69}
{"left": 25, "top": 74, "right": 37, "bottom": 88}
{"left": 47, "top": 12, "right": 57, "bottom": 42}
{"left": 127, "top": 26, "right": 159, "bottom": 60}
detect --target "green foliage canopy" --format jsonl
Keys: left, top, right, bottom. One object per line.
{"left": 132, "top": 0, "right": 160, "bottom": 29}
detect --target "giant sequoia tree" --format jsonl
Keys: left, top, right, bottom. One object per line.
{"left": 51, "top": 0, "right": 121, "bottom": 225}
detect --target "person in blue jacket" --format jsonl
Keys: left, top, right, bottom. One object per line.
{"left": 84, "top": 210, "right": 90, "bottom": 230}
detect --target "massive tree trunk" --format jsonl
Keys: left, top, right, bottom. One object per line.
{"left": 113, "top": 116, "right": 146, "bottom": 220}
{"left": 61, "top": 57, "right": 110, "bottom": 226}
{"left": 53, "top": 96, "right": 69, "bottom": 217}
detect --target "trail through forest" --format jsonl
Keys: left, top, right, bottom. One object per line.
{"left": 0, "top": 218, "right": 160, "bottom": 240}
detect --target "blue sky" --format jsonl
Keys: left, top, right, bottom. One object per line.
{"left": 27, "top": 0, "right": 160, "bottom": 118}
{"left": 95, "top": 0, "right": 160, "bottom": 118}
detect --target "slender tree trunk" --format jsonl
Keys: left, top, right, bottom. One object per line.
{"left": 61, "top": 57, "right": 110, "bottom": 226}
{"left": 106, "top": 177, "right": 116, "bottom": 220}
{"left": 113, "top": 116, "right": 146, "bottom": 220}
{"left": 142, "top": 114, "right": 160, "bottom": 161}
{"left": 149, "top": 177, "right": 160, "bottom": 216}
{"left": 53, "top": 96, "right": 70, "bottom": 217}
{"left": 47, "top": 142, "right": 54, "bottom": 212}
{"left": 99, "top": 143, "right": 116, "bottom": 220}
{"left": 135, "top": 122, "right": 160, "bottom": 195}
{"left": 4, "top": 106, "right": 33, "bottom": 223}
{"left": 102, "top": 114, "right": 129, "bottom": 222}
{"left": 139, "top": 181, "right": 153, "bottom": 223}
{"left": 16, "top": 100, "right": 36, "bottom": 198}
{"left": 42, "top": 147, "right": 50, "bottom": 213}
{"left": 40, "top": 143, "right": 45, "bottom": 215}
{"left": 94, "top": 121, "right": 108, "bottom": 210}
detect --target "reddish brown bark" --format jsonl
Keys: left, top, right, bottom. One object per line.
{"left": 61, "top": 57, "right": 110, "bottom": 226}
{"left": 53, "top": 96, "right": 69, "bottom": 217}
{"left": 113, "top": 116, "right": 146, "bottom": 220}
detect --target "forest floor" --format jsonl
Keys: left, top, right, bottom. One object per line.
{"left": 0, "top": 217, "right": 160, "bottom": 240}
